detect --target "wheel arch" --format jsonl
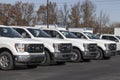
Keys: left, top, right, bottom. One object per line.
{"left": 0, "top": 48, "right": 13, "bottom": 56}
{"left": 44, "top": 47, "right": 53, "bottom": 60}
{"left": 97, "top": 46, "right": 104, "bottom": 53}
{"left": 73, "top": 46, "right": 83, "bottom": 57}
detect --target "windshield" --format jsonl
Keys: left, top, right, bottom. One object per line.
{"left": 60, "top": 30, "right": 77, "bottom": 38}
{"left": 84, "top": 32, "right": 99, "bottom": 39}
{"left": 0, "top": 27, "right": 22, "bottom": 38}
{"left": 116, "top": 36, "right": 120, "bottom": 40}
{"left": 27, "top": 28, "right": 51, "bottom": 38}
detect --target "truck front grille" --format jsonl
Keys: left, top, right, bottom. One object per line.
{"left": 88, "top": 44, "right": 97, "bottom": 51}
{"left": 58, "top": 43, "right": 72, "bottom": 53}
{"left": 109, "top": 44, "right": 116, "bottom": 51}
{"left": 25, "top": 44, "right": 44, "bottom": 53}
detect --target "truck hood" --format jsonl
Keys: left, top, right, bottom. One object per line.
{"left": 33, "top": 38, "right": 71, "bottom": 44}
{"left": 66, "top": 38, "right": 97, "bottom": 44}
{"left": 91, "top": 39, "right": 116, "bottom": 44}
{"left": 0, "top": 37, "right": 43, "bottom": 44}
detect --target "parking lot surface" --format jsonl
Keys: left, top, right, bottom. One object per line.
{"left": 0, "top": 56, "right": 120, "bottom": 80}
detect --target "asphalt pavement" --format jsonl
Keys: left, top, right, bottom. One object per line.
{"left": 0, "top": 56, "right": 120, "bottom": 80}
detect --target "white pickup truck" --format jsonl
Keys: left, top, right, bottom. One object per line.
{"left": 12, "top": 27, "right": 73, "bottom": 65}
{"left": 70, "top": 31, "right": 117, "bottom": 59}
{"left": 100, "top": 34, "right": 120, "bottom": 54}
{"left": 0, "top": 26, "right": 45, "bottom": 70}
{"left": 42, "top": 28, "right": 99, "bottom": 62}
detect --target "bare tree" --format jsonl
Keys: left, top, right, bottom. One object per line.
{"left": 36, "top": 2, "right": 57, "bottom": 25}
{"left": 13, "top": 1, "right": 35, "bottom": 26}
{"left": 0, "top": 3, "right": 13, "bottom": 25}
{"left": 36, "top": 5, "right": 47, "bottom": 24}
{"left": 95, "top": 11, "right": 109, "bottom": 33}
{"left": 0, "top": 0, "right": 112, "bottom": 29}
{"left": 110, "top": 22, "right": 120, "bottom": 28}
{"left": 57, "top": 4, "right": 69, "bottom": 26}
{"left": 69, "top": 2, "right": 81, "bottom": 27}
{"left": 0, "top": 2, "right": 35, "bottom": 26}
{"left": 48, "top": 2, "right": 58, "bottom": 24}
{"left": 81, "top": 0, "right": 96, "bottom": 28}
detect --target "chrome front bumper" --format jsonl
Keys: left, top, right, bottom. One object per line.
{"left": 82, "top": 51, "right": 98, "bottom": 59}
{"left": 104, "top": 50, "right": 116, "bottom": 57}
{"left": 14, "top": 54, "right": 45, "bottom": 64}
{"left": 53, "top": 52, "right": 74, "bottom": 62}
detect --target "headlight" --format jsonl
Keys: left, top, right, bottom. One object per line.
{"left": 53, "top": 43, "right": 60, "bottom": 52}
{"left": 83, "top": 44, "right": 89, "bottom": 51}
{"left": 105, "top": 44, "right": 109, "bottom": 50}
{"left": 15, "top": 43, "right": 26, "bottom": 53}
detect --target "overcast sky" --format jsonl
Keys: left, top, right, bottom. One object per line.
{"left": 1, "top": 0, "right": 120, "bottom": 24}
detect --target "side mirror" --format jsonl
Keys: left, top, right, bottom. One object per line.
{"left": 21, "top": 33, "right": 27, "bottom": 38}
{"left": 115, "top": 40, "right": 119, "bottom": 42}
{"left": 21, "top": 33, "right": 31, "bottom": 38}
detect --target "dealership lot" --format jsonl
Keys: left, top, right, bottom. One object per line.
{"left": 0, "top": 56, "right": 120, "bottom": 80}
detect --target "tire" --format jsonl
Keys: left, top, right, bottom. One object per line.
{"left": 95, "top": 48, "right": 104, "bottom": 60}
{"left": 41, "top": 50, "right": 51, "bottom": 66}
{"left": 27, "top": 65, "right": 38, "bottom": 68}
{"left": 71, "top": 48, "right": 83, "bottom": 62}
{"left": 0, "top": 51, "right": 14, "bottom": 70}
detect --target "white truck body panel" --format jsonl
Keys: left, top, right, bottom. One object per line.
{"left": 69, "top": 28, "right": 93, "bottom": 33}
{"left": 11, "top": 26, "right": 72, "bottom": 53}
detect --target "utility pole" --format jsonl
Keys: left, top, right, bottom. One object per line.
{"left": 99, "top": 11, "right": 102, "bottom": 34}
{"left": 47, "top": 0, "right": 49, "bottom": 28}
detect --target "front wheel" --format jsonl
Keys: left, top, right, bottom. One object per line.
{"left": 71, "top": 49, "right": 83, "bottom": 62}
{"left": 95, "top": 48, "right": 104, "bottom": 60}
{"left": 41, "top": 50, "right": 51, "bottom": 66}
{"left": 0, "top": 51, "right": 14, "bottom": 70}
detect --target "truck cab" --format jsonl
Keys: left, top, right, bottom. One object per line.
{"left": 12, "top": 26, "right": 73, "bottom": 65}
{"left": 0, "top": 25, "right": 45, "bottom": 70}
{"left": 42, "top": 28, "right": 99, "bottom": 62}
{"left": 100, "top": 34, "right": 120, "bottom": 54}
{"left": 70, "top": 31, "right": 117, "bottom": 59}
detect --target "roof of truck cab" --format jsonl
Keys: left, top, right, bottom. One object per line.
{"left": 39, "top": 28, "right": 65, "bottom": 32}
{"left": 10, "top": 26, "right": 42, "bottom": 29}
{"left": 69, "top": 30, "right": 84, "bottom": 33}
{"left": 101, "top": 34, "right": 120, "bottom": 37}
{"left": 101, "top": 34, "right": 115, "bottom": 36}
{"left": 0, "top": 25, "right": 10, "bottom": 27}
{"left": 8, "top": 26, "right": 25, "bottom": 28}
{"left": 35, "top": 25, "right": 66, "bottom": 30}
{"left": 100, "top": 34, "right": 116, "bottom": 39}
{"left": 9, "top": 26, "right": 35, "bottom": 29}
